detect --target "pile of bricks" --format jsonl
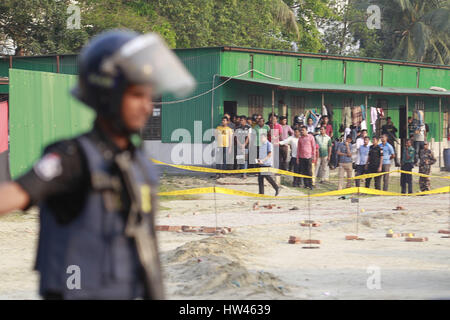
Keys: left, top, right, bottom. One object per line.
{"left": 156, "top": 225, "right": 232, "bottom": 234}
{"left": 405, "top": 237, "right": 428, "bottom": 242}
{"left": 288, "top": 236, "right": 321, "bottom": 245}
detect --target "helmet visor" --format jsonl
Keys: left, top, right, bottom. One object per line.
{"left": 101, "top": 33, "right": 196, "bottom": 98}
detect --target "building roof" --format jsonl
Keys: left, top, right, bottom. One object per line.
{"left": 2, "top": 46, "right": 449, "bottom": 70}
{"left": 174, "top": 46, "right": 450, "bottom": 70}
{"left": 224, "top": 77, "right": 450, "bottom": 97}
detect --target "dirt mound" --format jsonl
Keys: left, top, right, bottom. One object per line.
{"left": 163, "top": 236, "right": 250, "bottom": 264}
{"left": 162, "top": 237, "right": 288, "bottom": 298}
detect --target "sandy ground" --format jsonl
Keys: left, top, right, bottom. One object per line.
{"left": 1, "top": 174, "right": 449, "bottom": 300}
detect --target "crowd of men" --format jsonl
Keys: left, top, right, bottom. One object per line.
{"left": 215, "top": 112, "right": 436, "bottom": 196}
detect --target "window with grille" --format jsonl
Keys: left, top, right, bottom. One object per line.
{"left": 248, "top": 95, "right": 264, "bottom": 118}
{"left": 290, "top": 95, "right": 305, "bottom": 126}
{"left": 415, "top": 100, "right": 425, "bottom": 111}
{"left": 141, "top": 98, "right": 162, "bottom": 140}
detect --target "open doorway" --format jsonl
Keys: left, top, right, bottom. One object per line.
{"left": 224, "top": 101, "right": 237, "bottom": 119}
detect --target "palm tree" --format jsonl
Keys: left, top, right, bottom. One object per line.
{"left": 271, "top": 0, "right": 300, "bottom": 40}
{"left": 384, "top": 0, "right": 450, "bottom": 64}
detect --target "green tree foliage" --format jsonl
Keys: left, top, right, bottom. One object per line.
{"left": 320, "top": 0, "right": 450, "bottom": 64}
{"left": 0, "top": 0, "right": 176, "bottom": 55}
{"left": 319, "top": 0, "right": 382, "bottom": 57}
{"left": 286, "top": 0, "right": 335, "bottom": 52}
{"left": 153, "top": 0, "right": 301, "bottom": 50}
{"left": 81, "top": 0, "right": 176, "bottom": 47}
{"left": 377, "top": 0, "right": 450, "bottom": 64}
{"left": 0, "top": 0, "right": 88, "bottom": 55}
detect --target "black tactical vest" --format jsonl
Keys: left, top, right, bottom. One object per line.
{"left": 36, "top": 135, "right": 160, "bottom": 299}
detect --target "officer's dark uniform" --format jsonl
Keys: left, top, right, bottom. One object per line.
{"left": 16, "top": 123, "right": 161, "bottom": 299}
{"left": 365, "top": 144, "right": 383, "bottom": 190}
{"left": 12, "top": 29, "right": 195, "bottom": 300}
{"left": 418, "top": 148, "right": 436, "bottom": 191}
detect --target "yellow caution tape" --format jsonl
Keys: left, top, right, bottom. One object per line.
{"left": 158, "top": 186, "right": 450, "bottom": 199}
{"left": 152, "top": 158, "right": 313, "bottom": 178}
{"left": 152, "top": 159, "right": 450, "bottom": 180}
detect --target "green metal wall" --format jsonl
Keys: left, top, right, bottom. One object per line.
{"left": 419, "top": 68, "right": 450, "bottom": 89}
{"left": 346, "top": 61, "right": 381, "bottom": 86}
{"left": 220, "top": 51, "right": 450, "bottom": 90}
{"left": 9, "top": 69, "right": 94, "bottom": 178}
{"left": 383, "top": 65, "right": 418, "bottom": 88}
{"left": 301, "top": 58, "right": 344, "bottom": 84}
{"left": 0, "top": 55, "right": 79, "bottom": 94}
{"left": 161, "top": 48, "right": 221, "bottom": 143}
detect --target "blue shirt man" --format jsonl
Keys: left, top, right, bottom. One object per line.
{"left": 378, "top": 134, "right": 396, "bottom": 192}
{"left": 258, "top": 136, "right": 273, "bottom": 167}
{"left": 338, "top": 141, "right": 352, "bottom": 163}
{"left": 358, "top": 144, "right": 370, "bottom": 165}
{"left": 379, "top": 141, "right": 395, "bottom": 165}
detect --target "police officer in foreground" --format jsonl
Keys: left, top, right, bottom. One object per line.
{"left": 0, "top": 30, "right": 195, "bottom": 300}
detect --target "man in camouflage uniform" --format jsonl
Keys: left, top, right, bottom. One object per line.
{"left": 418, "top": 141, "right": 436, "bottom": 191}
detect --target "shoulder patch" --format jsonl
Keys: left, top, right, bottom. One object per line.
{"left": 33, "top": 152, "right": 63, "bottom": 182}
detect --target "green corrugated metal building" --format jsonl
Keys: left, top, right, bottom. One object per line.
{"left": 1, "top": 46, "right": 450, "bottom": 174}
{"left": 160, "top": 47, "right": 450, "bottom": 142}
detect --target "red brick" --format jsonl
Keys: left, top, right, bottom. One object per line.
{"left": 289, "top": 236, "right": 301, "bottom": 241}
{"left": 288, "top": 240, "right": 301, "bottom": 244}
{"left": 345, "top": 235, "right": 358, "bottom": 240}
{"left": 438, "top": 230, "right": 450, "bottom": 234}
{"left": 168, "top": 226, "right": 182, "bottom": 232}
{"left": 301, "top": 239, "right": 321, "bottom": 244}
{"left": 202, "top": 227, "right": 217, "bottom": 233}
{"left": 156, "top": 225, "right": 169, "bottom": 231}
{"left": 405, "top": 237, "right": 428, "bottom": 242}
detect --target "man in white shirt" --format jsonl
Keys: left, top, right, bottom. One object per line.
{"left": 257, "top": 133, "right": 279, "bottom": 196}
{"left": 280, "top": 128, "right": 301, "bottom": 187}
{"left": 306, "top": 117, "right": 316, "bottom": 134}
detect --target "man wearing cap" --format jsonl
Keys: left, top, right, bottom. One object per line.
{"left": 0, "top": 30, "right": 196, "bottom": 300}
